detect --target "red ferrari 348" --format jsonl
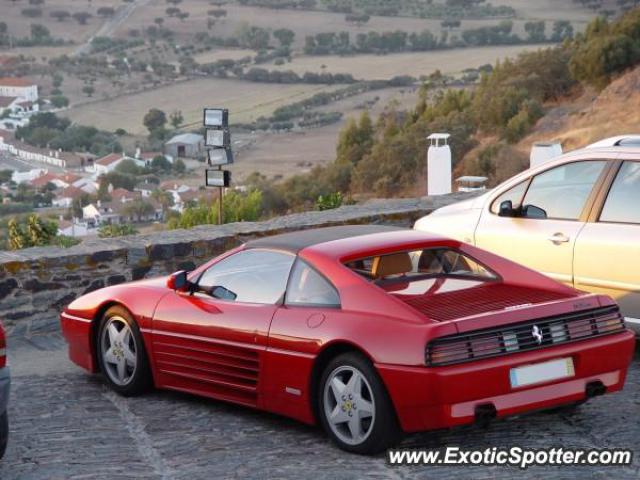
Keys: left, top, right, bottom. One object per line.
{"left": 61, "top": 226, "right": 635, "bottom": 453}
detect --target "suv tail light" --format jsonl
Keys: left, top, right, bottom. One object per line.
{"left": 0, "top": 323, "right": 5, "bottom": 368}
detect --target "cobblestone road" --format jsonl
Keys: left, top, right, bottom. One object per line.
{"left": 1, "top": 336, "right": 638, "bottom": 480}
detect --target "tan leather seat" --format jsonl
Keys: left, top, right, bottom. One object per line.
{"left": 371, "top": 253, "right": 413, "bottom": 278}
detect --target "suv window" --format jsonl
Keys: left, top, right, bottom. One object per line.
{"left": 198, "top": 249, "right": 294, "bottom": 304}
{"left": 600, "top": 161, "right": 640, "bottom": 224}
{"left": 490, "top": 181, "right": 528, "bottom": 214}
{"left": 521, "top": 160, "right": 606, "bottom": 220}
{"left": 286, "top": 260, "right": 340, "bottom": 307}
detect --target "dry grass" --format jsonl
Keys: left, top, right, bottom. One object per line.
{"left": 0, "top": 0, "right": 119, "bottom": 42}
{"left": 270, "top": 44, "right": 552, "bottom": 80}
{"left": 116, "top": 1, "right": 592, "bottom": 47}
{"left": 518, "top": 65, "right": 640, "bottom": 153}
{"left": 191, "top": 48, "right": 256, "bottom": 65}
{"left": 62, "top": 78, "right": 342, "bottom": 134}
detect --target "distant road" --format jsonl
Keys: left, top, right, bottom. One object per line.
{"left": 73, "top": 0, "right": 152, "bottom": 56}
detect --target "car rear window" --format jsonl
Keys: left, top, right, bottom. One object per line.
{"left": 344, "top": 248, "right": 498, "bottom": 287}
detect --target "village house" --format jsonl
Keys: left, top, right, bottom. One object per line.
{"left": 88, "top": 152, "right": 147, "bottom": 176}
{"left": 57, "top": 219, "right": 90, "bottom": 238}
{"left": 134, "top": 148, "right": 174, "bottom": 165}
{"left": 0, "top": 133, "right": 90, "bottom": 169}
{"left": 0, "top": 77, "right": 39, "bottom": 128}
{"left": 52, "top": 185, "right": 86, "bottom": 208}
{"left": 164, "top": 133, "right": 204, "bottom": 159}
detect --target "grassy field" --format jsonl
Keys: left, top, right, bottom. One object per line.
{"left": 62, "top": 78, "right": 342, "bottom": 134}
{"left": 0, "top": 0, "right": 118, "bottom": 42}
{"left": 117, "top": 1, "right": 593, "bottom": 48}
{"left": 270, "top": 44, "right": 552, "bottom": 80}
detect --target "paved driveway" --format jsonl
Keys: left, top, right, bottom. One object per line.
{"left": 1, "top": 335, "right": 638, "bottom": 480}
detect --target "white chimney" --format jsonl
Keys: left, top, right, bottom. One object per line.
{"left": 530, "top": 142, "right": 562, "bottom": 169}
{"left": 427, "top": 133, "right": 452, "bottom": 196}
{"left": 135, "top": 147, "right": 141, "bottom": 159}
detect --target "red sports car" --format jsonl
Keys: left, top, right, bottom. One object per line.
{"left": 60, "top": 226, "right": 636, "bottom": 454}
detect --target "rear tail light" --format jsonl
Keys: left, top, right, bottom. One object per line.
{"left": 0, "top": 323, "right": 5, "bottom": 368}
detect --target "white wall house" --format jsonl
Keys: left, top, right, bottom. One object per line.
{"left": 89, "top": 153, "right": 147, "bottom": 176}
{"left": 0, "top": 77, "right": 39, "bottom": 129}
{"left": 11, "top": 168, "right": 48, "bottom": 184}
{"left": 0, "top": 77, "right": 38, "bottom": 101}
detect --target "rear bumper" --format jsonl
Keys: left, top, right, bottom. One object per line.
{"left": 60, "top": 311, "right": 97, "bottom": 373}
{"left": 625, "top": 317, "right": 640, "bottom": 336}
{"left": 378, "top": 330, "right": 636, "bottom": 433}
{"left": 0, "top": 366, "right": 10, "bottom": 414}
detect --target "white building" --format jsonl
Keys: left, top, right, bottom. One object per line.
{"left": 0, "top": 77, "right": 39, "bottom": 128}
{"left": 58, "top": 220, "right": 90, "bottom": 238}
{"left": 0, "top": 77, "right": 38, "bottom": 102}
{"left": 89, "top": 152, "right": 147, "bottom": 176}
{"left": 11, "top": 168, "right": 48, "bottom": 184}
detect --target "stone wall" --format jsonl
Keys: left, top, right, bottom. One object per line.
{"left": 0, "top": 193, "right": 475, "bottom": 337}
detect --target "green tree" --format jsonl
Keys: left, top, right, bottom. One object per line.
{"left": 173, "top": 158, "right": 186, "bottom": 174}
{"left": 524, "top": 21, "right": 546, "bottom": 42}
{"left": 336, "top": 110, "right": 374, "bottom": 168}
{"left": 169, "top": 110, "right": 183, "bottom": 129}
{"left": 150, "top": 155, "right": 172, "bottom": 173}
{"left": 30, "top": 24, "right": 50, "bottom": 41}
{"left": 122, "top": 199, "right": 156, "bottom": 222}
{"left": 150, "top": 188, "right": 174, "bottom": 213}
{"left": 72, "top": 11, "right": 92, "bottom": 24}
{"left": 273, "top": 28, "right": 295, "bottom": 47}
{"left": 7, "top": 214, "right": 58, "bottom": 250}
{"left": 143, "top": 108, "right": 167, "bottom": 134}
{"left": 98, "top": 224, "right": 138, "bottom": 238}
{"left": 50, "top": 95, "right": 69, "bottom": 108}
{"left": 115, "top": 159, "right": 143, "bottom": 175}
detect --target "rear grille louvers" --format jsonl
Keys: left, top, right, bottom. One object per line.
{"left": 426, "top": 306, "right": 625, "bottom": 367}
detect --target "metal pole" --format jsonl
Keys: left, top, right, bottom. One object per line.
{"left": 218, "top": 165, "right": 223, "bottom": 225}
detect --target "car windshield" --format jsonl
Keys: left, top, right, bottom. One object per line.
{"left": 344, "top": 248, "right": 498, "bottom": 288}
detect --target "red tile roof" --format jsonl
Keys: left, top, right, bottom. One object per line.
{"left": 111, "top": 188, "right": 140, "bottom": 201}
{"left": 31, "top": 173, "right": 60, "bottom": 188}
{"left": 59, "top": 186, "right": 86, "bottom": 200}
{"left": 95, "top": 153, "right": 124, "bottom": 166}
{"left": 0, "top": 96, "right": 17, "bottom": 108}
{"left": 0, "top": 77, "right": 35, "bottom": 87}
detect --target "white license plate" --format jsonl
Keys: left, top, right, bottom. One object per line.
{"left": 510, "top": 357, "right": 575, "bottom": 388}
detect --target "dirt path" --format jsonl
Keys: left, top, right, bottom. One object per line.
{"left": 73, "top": 0, "right": 152, "bottom": 56}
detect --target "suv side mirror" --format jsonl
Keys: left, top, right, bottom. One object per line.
{"left": 498, "top": 200, "right": 517, "bottom": 217}
{"left": 167, "top": 270, "right": 189, "bottom": 291}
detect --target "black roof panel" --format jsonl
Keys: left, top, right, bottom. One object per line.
{"left": 244, "top": 225, "right": 402, "bottom": 253}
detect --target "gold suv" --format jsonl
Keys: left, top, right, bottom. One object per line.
{"left": 414, "top": 136, "right": 640, "bottom": 334}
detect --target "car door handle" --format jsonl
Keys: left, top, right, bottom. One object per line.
{"left": 547, "top": 233, "right": 570, "bottom": 244}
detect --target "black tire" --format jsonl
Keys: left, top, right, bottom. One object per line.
{"left": 318, "top": 352, "right": 402, "bottom": 454}
{"left": 96, "top": 305, "right": 153, "bottom": 396}
{"left": 0, "top": 411, "right": 7, "bottom": 460}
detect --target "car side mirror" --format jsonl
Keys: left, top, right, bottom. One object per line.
{"left": 522, "top": 204, "right": 547, "bottom": 219}
{"left": 498, "top": 200, "right": 517, "bottom": 217}
{"left": 167, "top": 270, "right": 189, "bottom": 291}
{"left": 211, "top": 285, "right": 237, "bottom": 301}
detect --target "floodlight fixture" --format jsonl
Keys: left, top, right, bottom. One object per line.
{"left": 205, "top": 128, "right": 231, "bottom": 148}
{"left": 207, "top": 147, "right": 234, "bottom": 166}
{"left": 203, "top": 108, "right": 229, "bottom": 128}
{"left": 205, "top": 169, "right": 231, "bottom": 188}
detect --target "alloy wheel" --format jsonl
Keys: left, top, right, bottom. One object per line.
{"left": 100, "top": 316, "right": 137, "bottom": 386}
{"left": 323, "top": 365, "right": 376, "bottom": 446}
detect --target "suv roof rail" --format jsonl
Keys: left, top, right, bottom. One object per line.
{"left": 586, "top": 135, "right": 640, "bottom": 148}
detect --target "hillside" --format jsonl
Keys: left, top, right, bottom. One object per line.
{"left": 517, "top": 65, "right": 640, "bottom": 152}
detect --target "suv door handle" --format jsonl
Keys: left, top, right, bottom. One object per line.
{"left": 548, "top": 233, "right": 570, "bottom": 244}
